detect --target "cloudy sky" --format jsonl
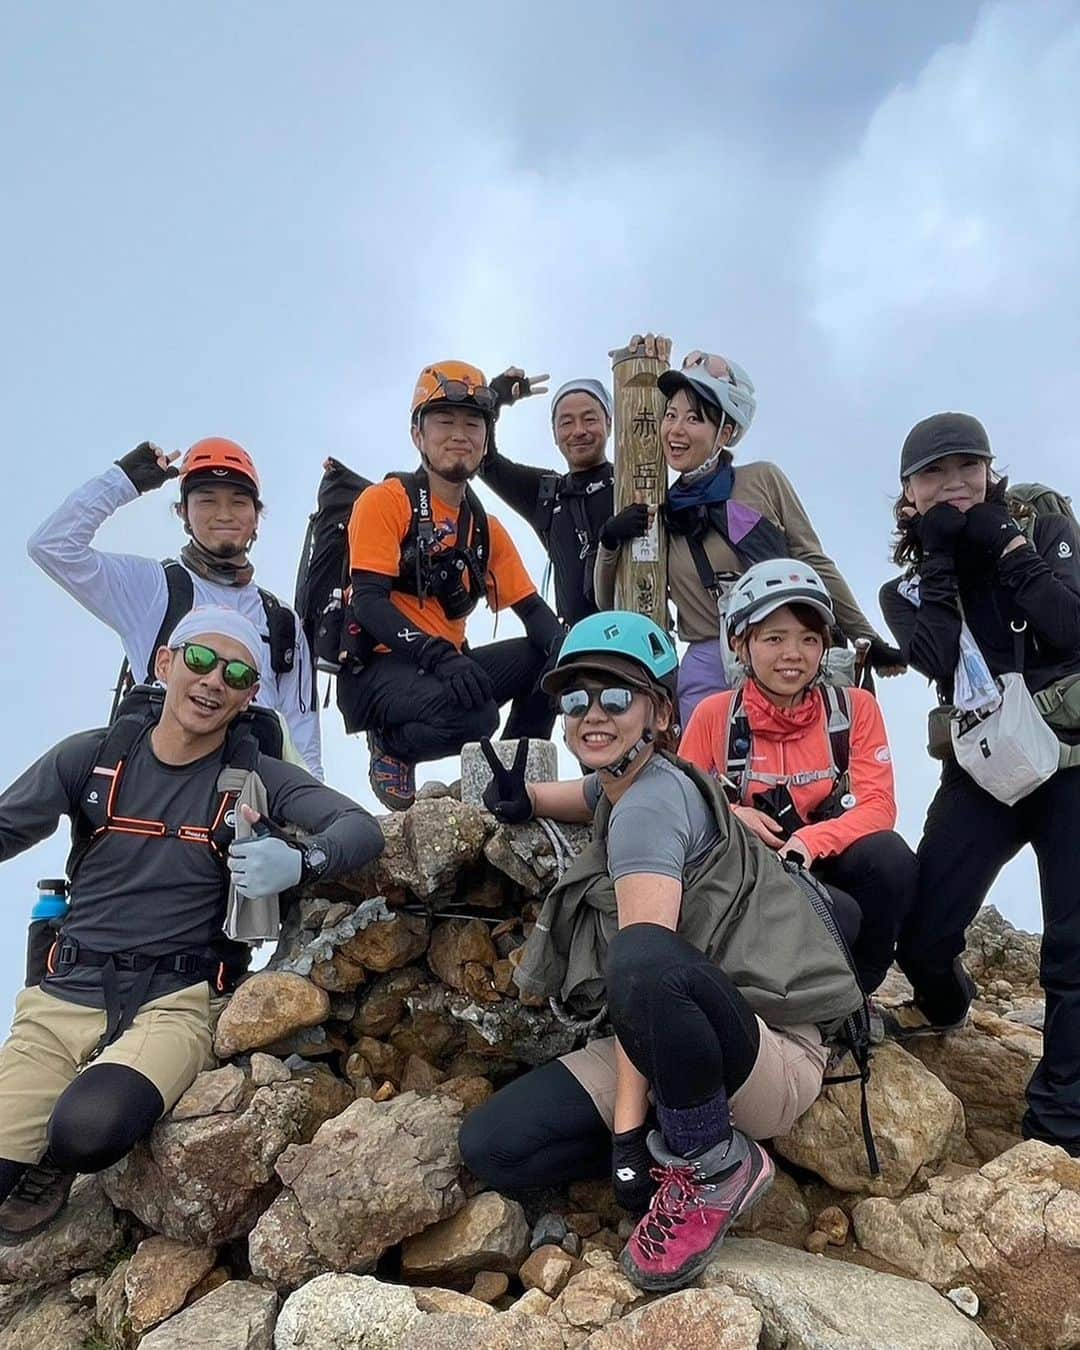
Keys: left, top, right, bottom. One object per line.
{"left": 2, "top": 1, "right": 1078, "bottom": 1006}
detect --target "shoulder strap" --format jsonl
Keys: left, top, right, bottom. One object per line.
{"left": 820, "top": 685, "right": 852, "bottom": 778}
{"left": 145, "top": 560, "right": 194, "bottom": 681}
{"left": 255, "top": 586, "right": 297, "bottom": 678}
{"left": 67, "top": 715, "right": 152, "bottom": 882}
{"left": 724, "top": 689, "right": 751, "bottom": 796}
{"left": 535, "top": 473, "right": 561, "bottom": 543}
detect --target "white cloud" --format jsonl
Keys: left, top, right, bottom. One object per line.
{"left": 813, "top": 1, "right": 1080, "bottom": 362}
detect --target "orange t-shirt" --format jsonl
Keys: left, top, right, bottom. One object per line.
{"left": 347, "top": 478, "right": 537, "bottom": 649}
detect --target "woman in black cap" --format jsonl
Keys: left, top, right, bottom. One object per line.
{"left": 879, "top": 412, "right": 1080, "bottom": 1158}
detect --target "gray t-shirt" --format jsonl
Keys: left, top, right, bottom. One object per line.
{"left": 0, "top": 725, "right": 382, "bottom": 1008}
{"left": 584, "top": 755, "right": 720, "bottom": 881}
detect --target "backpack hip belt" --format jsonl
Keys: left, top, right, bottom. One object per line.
{"left": 48, "top": 935, "right": 228, "bottom": 1060}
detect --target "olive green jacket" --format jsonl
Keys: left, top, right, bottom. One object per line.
{"left": 514, "top": 756, "right": 863, "bottom": 1034}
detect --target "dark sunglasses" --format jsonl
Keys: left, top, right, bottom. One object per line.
{"left": 433, "top": 371, "right": 497, "bottom": 412}
{"left": 178, "top": 642, "right": 260, "bottom": 691}
{"left": 558, "top": 686, "right": 637, "bottom": 718}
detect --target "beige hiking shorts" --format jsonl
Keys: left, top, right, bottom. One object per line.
{"left": 560, "top": 1019, "right": 828, "bottom": 1140}
{"left": 0, "top": 983, "right": 218, "bottom": 1164}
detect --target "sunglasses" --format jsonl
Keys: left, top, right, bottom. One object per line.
{"left": 558, "top": 686, "right": 637, "bottom": 719}
{"left": 432, "top": 370, "right": 497, "bottom": 412}
{"left": 178, "top": 642, "right": 260, "bottom": 691}
{"left": 682, "top": 351, "right": 734, "bottom": 383}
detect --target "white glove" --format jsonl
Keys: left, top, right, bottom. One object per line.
{"left": 227, "top": 834, "right": 303, "bottom": 899}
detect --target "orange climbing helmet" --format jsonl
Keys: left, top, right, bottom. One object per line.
{"left": 410, "top": 361, "right": 496, "bottom": 423}
{"left": 179, "top": 437, "right": 261, "bottom": 500}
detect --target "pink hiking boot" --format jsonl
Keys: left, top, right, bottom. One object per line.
{"left": 619, "top": 1128, "right": 774, "bottom": 1291}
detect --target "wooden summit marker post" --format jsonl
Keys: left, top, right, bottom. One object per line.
{"left": 610, "top": 333, "right": 671, "bottom": 626}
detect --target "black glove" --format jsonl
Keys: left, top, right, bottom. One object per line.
{"left": 612, "top": 1125, "right": 656, "bottom": 1216}
{"left": 479, "top": 737, "right": 534, "bottom": 824}
{"left": 962, "top": 501, "right": 1024, "bottom": 559}
{"left": 116, "top": 442, "right": 178, "bottom": 494}
{"left": 867, "top": 635, "right": 904, "bottom": 672}
{"left": 600, "top": 503, "right": 651, "bottom": 549}
{"left": 417, "top": 637, "right": 494, "bottom": 710}
{"left": 489, "top": 370, "right": 533, "bottom": 416}
{"left": 911, "top": 502, "right": 967, "bottom": 554}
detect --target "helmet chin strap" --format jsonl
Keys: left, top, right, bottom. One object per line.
{"left": 679, "top": 415, "right": 730, "bottom": 485}
{"left": 600, "top": 729, "right": 654, "bottom": 778}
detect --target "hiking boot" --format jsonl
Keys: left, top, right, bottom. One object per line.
{"left": 367, "top": 731, "right": 415, "bottom": 811}
{"left": 619, "top": 1128, "right": 774, "bottom": 1292}
{"left": 0, "top": 1156, "right": 75, "bottom": 1244}
{"left": 879, "top": 1001, "right": 971, "bottom": 1040}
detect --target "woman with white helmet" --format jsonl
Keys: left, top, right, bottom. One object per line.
{"left": 680, "top": 559, "right": 916, "bottom": 995}
{"left": 594, "top": 347, "right": 903, "bottom": 722}
{"left": 460, "top": 610, "right": 864, "bottom": 1293}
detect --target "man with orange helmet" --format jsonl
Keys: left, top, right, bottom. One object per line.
{"left": 338, "top": 360, "right": 563, "bottom": 810}
{"left": 28, "top": 438, "right": 322, "bottom": 777}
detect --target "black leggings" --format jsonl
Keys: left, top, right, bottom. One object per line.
{"left": 460, "top": 924, "right": 760, "bottom": 1191}
{"left": 339, "top": 637, "right": 553, "bottom": 763}
{"left": 0, "top": 1064, "right": 164, "bottom": 1202}
{"left": 814, "top": 830, "right": 918, "bottom": 994}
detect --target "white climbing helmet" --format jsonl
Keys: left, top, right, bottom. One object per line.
{"left": 725, "top": 559, "right": 835, "bottom": 640}
{"left": 658, "top": 351, "right": 756, "bottom": 446}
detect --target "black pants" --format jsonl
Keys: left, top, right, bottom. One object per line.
{"left": 814, "top": 830, "right": 918, "bottom": 994}
{"left": 460, "top": 925, "right": 760, "bottom": 1191}
{"left": 342, "top": 637, "right": 553, "bottom": 764}
{"left": 0, "top": 1063, "right": 163, "bottom": 1202}
{"left": 899, "top": 761, "right": 1080, "bottom": 1153}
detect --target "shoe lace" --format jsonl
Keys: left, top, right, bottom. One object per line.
{"left": 10, "top": 1159, "right": 66, "bottom": 1204}
{"left": 633, "top": 1164, "right": 705, "bottom": 1259}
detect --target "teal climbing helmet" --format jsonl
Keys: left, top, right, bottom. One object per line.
{"left": 542, "top": 611, "right": 679, "bottom": 699}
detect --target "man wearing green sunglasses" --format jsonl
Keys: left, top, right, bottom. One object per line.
{"left": 0, "top": 605, "right": 383, "bottom": 1243}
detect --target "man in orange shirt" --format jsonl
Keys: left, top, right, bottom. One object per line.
{"left": 339, "top": 361, "right": 563, "bottom": 810}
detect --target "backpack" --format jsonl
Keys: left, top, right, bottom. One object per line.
{"left": 294, "top": 458, "right": 491, "bottom": 676}
{"left": 1008, "top": 483, "right": 1078, "bottom": 540}
{"left": 110, "top": 560, "right": 297, "bottom": 720}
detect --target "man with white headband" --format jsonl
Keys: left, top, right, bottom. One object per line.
{"left": 481, "top": 367, "right": 616, "bottom": 627}
{"left": 0, "top": 605, "right": 382, "bottom": 1243}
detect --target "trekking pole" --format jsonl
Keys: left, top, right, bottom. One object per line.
{"left": 609, "top": 333, "right": 670, "bottom": 626}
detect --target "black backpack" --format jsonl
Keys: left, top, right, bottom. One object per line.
{"left": 111, "top": 560, "right": 297, "bottom": 720}
{"left": 294, "top": 458, "right": 491, "bottom": 678}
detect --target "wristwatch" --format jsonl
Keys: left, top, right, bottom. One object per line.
{"left": 299, "top": 843, "right": 329, "bottom": 885}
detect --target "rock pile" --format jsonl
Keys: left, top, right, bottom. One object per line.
{"left": 0, "top": 789, "right": 1064, "bottom": 1349}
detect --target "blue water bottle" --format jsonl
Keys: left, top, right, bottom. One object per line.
{"left": 26, "top": 878, "right": 69, "bottom": 986}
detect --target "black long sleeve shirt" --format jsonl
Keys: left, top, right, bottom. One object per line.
{"left": 880, "top": 514, "right": 1080, "bottom": 699}
{"left": 480, "top": 450, "right": 613, "bottom": 627}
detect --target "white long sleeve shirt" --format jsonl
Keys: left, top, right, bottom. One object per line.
{"left": 27, "top": 465, "right": 323, "bottom": 778}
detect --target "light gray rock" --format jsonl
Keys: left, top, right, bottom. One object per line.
{"left": 139, "top": 1280, "right": 278, "bottom": 1349}
{"left": 0, "top": 1284, "right": 94, "bottom": 1349}
{"left": 250, "top": 1092, "right": 466, "bottom": 1283}
{"left": 103, "top": 1072, "right": 352, "bottom": 1245}
{"left": 171, "top": 1063, "right": 248, "bottom": 1119}
{"left": 274, "top": 1274, "right": 423, "bottom": 1349}
{"left": 0, "top": 1176, "right": 126, "bottom": 1286}
{"left": 460, "top": 739, "right": 558, "bottom": 807}
{"left": 700, "top": 1238, "right": 993, "bottom": 1350}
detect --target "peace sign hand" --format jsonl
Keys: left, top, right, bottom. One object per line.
{"left": 490, "top": 367, "right": 551, "bottom": 416}
{"left": 479, "top": 737, "right": 535, "bottom": 824}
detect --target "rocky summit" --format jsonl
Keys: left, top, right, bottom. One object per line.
{"left": 0, "top": 791, "right": 1066, "bottom": 1350}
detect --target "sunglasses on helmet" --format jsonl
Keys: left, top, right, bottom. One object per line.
{"left": 431, "top": 369, "right": 497, "bottom": 412}
{"left": 177, "top": 642, "right": 260, "bottom": 691}
{"left": 558, "top": 686, "right": 637, "bottom": 719}
{"left": 682, "top": 351, "right": 735, "bottom": 383}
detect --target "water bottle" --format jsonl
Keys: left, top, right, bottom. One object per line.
{"left": 26, "top": 879, "right": 69, "bottom": 987}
